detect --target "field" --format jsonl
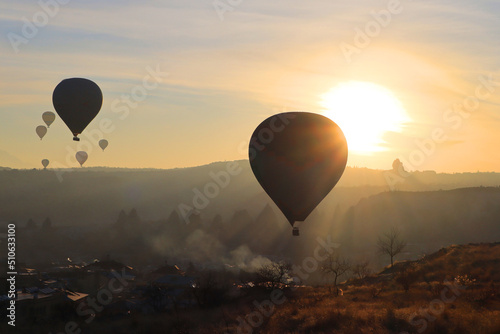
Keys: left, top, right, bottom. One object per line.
{"left": 15, "top": 242, "right": 497, "bottom": 334}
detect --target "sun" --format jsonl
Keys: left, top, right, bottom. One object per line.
{"left": 320, "top": 81, "right": 410, "bottom": 154}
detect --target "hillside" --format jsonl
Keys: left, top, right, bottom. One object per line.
{"left": 358, "top": 242, "right": 500, "bottom": 285}
{"left": 336, "top": 187, "right": 500, "bottom": 268}
{"left": 6, "top": 243, "right": 498, "bottom": 334}
{"left": 3, "top": 187, "right": 499, "bottom": 290}
{"left": 113, "top": 242, "right": 500, "bottom": 333}
{"left": 2, "top": 161, "right": 500, "bottom": 228}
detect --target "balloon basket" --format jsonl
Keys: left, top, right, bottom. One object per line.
{"left": 73, "top": 136, "right": 80, "bottom": 141}
{"left": 292, "top": 227, "right": 299, "bottom": 236}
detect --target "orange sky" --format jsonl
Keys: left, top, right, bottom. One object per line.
{"left": 1, "top": 1, "right": 499, "bottom": 172}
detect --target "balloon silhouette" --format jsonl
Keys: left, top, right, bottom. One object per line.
{"left": 99, "top": 139, "right": 108, "bottom": 151}
{"left": 249, "top": 112, "right": 348, "bottom": 236}
{"left": 41, "top": 159, "right": 49, "bottom": 169}
{"left": 36, "top": 125, "right": 47, "bottom": 140}
{"left": 52, "top": 78, "right": 103, "bottom": 141}
{"left": 75, "top": 151, "right": 88, "bottom": 167}
{"left": 42, "top": 111, "right": 56, "bottom": 128}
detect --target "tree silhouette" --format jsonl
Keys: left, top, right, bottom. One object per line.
{"left": 129, "top": 208, "right": 140, "bottom": 224}
{"left": 320, "top": 252, "right": 351, "bottom": 295}
{"left": 42, "top": 217, "right": 52, "bottom": 230}
{"left": 352, "top": 260, "right": 371, "bottom": 279}
{"left": 192, "top": 270, "right": 231, "bottom": 307}
{"left": 377, "top": 227, "right": 406, "bottom": 268}
{"left": 257, "top": 261, "right": 292, "bottom": 289}
{"left": 26, "top": 218, "right": 36, "bottom": 229}
{"left": 116, "top": 210, "right": 128, "bottom": 228}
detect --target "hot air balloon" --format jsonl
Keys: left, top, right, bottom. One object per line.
{"left": 36, "top": 125, "right": 47, "bottom": 140}
{"left": 41, "top": 159, "right": 49, "bottom": 169}
{"left": 42, "top": 111, "right": 56, "bottom": 128}
{"left": 249, "top": 112, "right": 348, "bottom": 236}
{"left": 99, "top": 139, "right": 108, "bottom": 151}
{"left": 76, "top": 151, "right": 88, "bottom": 167}
{"left": 52, "top": 78, "right": 103, "bottom": 141}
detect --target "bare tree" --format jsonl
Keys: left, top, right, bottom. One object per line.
{"left": 352, "top": 260, "right": 372, "bottom": 279}
{"left": 42, "top": 217, "right": 52, "bottom": 230}
{"left": 320, "top": 253, "right": 351, "bottom": 295}
{"left": 257, "top": 261, "right": 292, "bottom": 289}
{"left": 377, "top": 227, "right": 406, "bottom": 268}
{"left": 192, "top": 270, "right": 231, "bottom": 307}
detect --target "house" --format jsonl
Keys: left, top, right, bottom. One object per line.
{"left": 15, "top": 287, "right": 87, "bottom": 324}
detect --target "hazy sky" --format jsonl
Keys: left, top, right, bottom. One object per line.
{"left": 1, "top": 0, "right": 499, "bottom": 172}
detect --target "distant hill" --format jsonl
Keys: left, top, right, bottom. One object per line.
{"left": 337, "top": 187, "right": 500, "bottom": 267}
{"left": 1, "top": 160, "right": 500, "bottom": 230}
{"left": 0, "top": 161, "right": 384, "bottom": 227}
{"left": 9, "top": 183, "right": 500, "bottom": 277}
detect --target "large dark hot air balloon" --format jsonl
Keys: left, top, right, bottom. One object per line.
{"left": 249, "top": 112, "right": 348, "bottom": 236}
{"left": 52, "top": 78, "right": 103, "bottom": 141}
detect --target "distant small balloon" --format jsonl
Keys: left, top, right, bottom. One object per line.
{"left": 36, "top": 125, "right": 47, "bottom": 140}
{"left": 76, "top": 151, "right": 88, "bottom": 167}
{"left": 99, "top": 139, "right": 108, "bottom": 151}
{"left": 41, "top": 159, "right": 49, "bottom": 169}
{"left": 42, "top": 111, "right": 56, "bottom": 128}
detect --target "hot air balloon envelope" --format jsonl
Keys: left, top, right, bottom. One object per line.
{"left": 41, "top": 159, "right": 49, "bottom": 168}
{"left": 99, "top": 139, "right": 108, "bottom": 151}
{"left": 76, "top": 151, "right": 88, "bottom": 167}
{"left": 249, "top": 112, "right": 348, "bottom": 229}
{"left": 36, "top": 125, "right": 47, "bottom": 140}
{"left": 52, "top": 78, "right": 103, "bottom": 141}
{"left": 42, "top": 111, "right": 56, "bottom": 128}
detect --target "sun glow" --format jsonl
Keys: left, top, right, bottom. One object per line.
{"left": 320, "top": 81, "right": 410, "bottom": 154}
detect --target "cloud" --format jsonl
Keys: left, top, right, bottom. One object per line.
{"left": 1, "top": 0, "right": 499, "bottom": 170}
